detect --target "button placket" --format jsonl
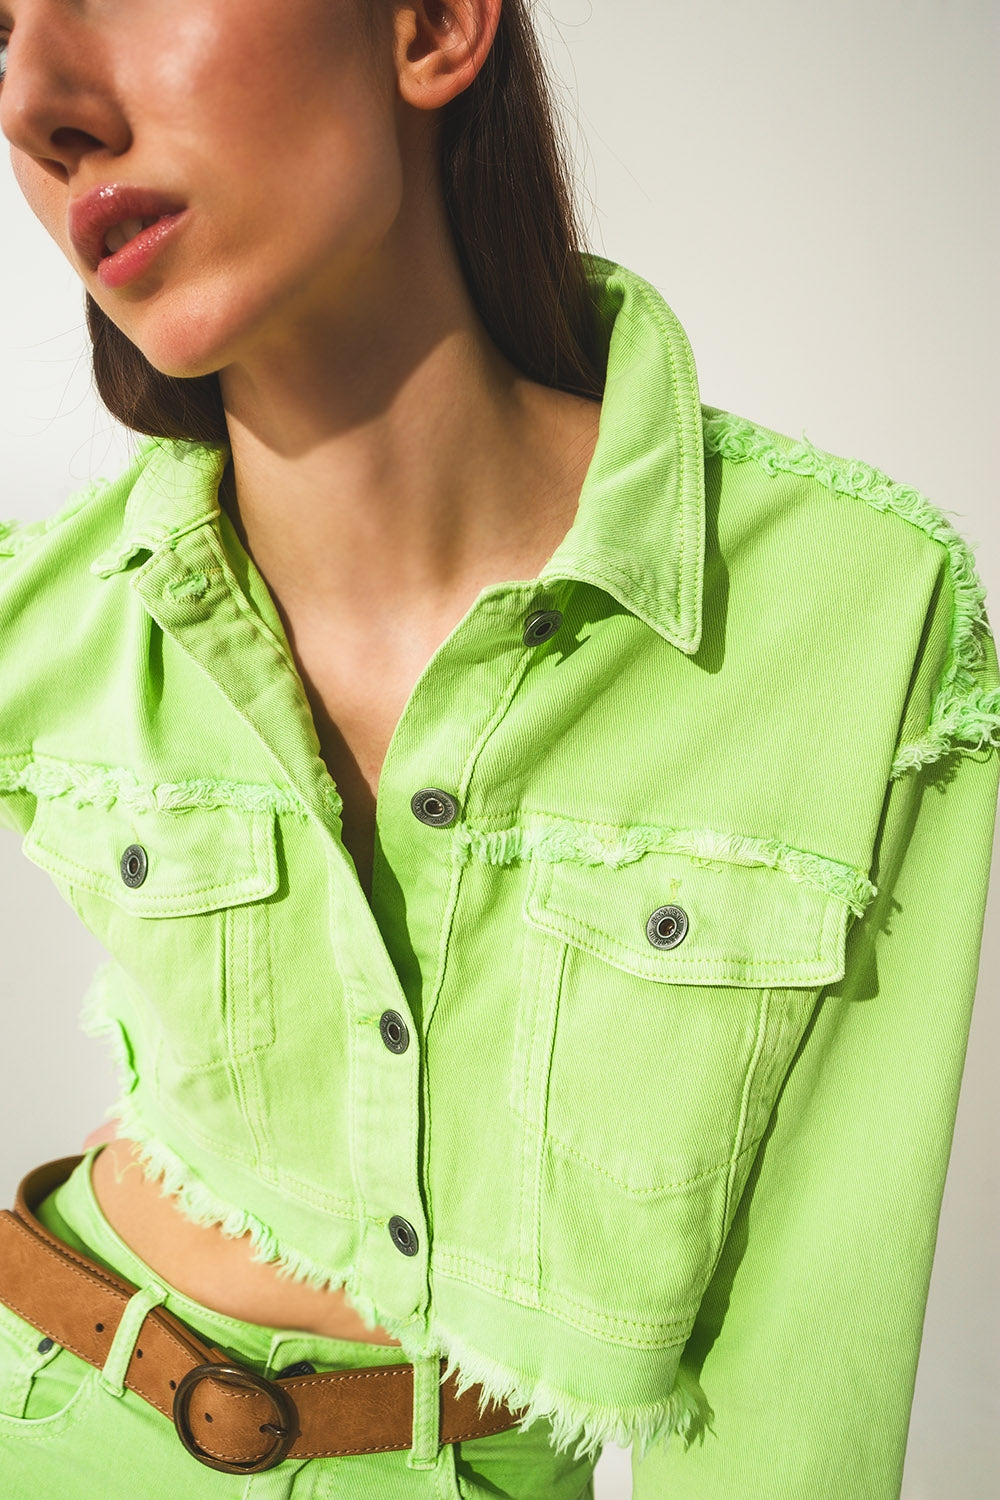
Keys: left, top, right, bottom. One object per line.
{"left": 349, "top": 590, "right": 536, "bottom": 1323}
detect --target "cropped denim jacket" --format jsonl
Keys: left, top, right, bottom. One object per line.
{"left": 1, "top": 256, "right": 998, "bottom": 1498}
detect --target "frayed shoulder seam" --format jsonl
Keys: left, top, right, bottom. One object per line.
{"left": 703, "top": 408, "right": 1000, "bottom": 776}
{"left": 0, "top": 440, "right": 159, "bottom": 560}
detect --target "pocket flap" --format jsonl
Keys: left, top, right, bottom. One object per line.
{"left": 525, "top": 849, "right": 851, "bottom": 987}
{"left": 23, "top": 796, "right": 278, "bottom": 917}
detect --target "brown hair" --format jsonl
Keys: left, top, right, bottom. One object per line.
{"left": 84, "top": 0, "right": 606, "bottom": 444}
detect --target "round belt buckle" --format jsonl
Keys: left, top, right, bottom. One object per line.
{"left": 173, "top": 1362, "right": 298, "bottom": 1474}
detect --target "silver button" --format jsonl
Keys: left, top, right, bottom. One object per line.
{"left": 388, "top": 1216, "right": 419, "bottom": 1256}
{"left": 522, "top": 610, "right": 563, "bottom": 647}
{"left": 379, "top": 1010, "right": 410, "bottom": 1054}
{"left": 120, "top": 844, "right": 148, "bottom": 888}
{"left": 410, "top": 789, "right": 458, "bottom": 827}
{"left": 646, "top": 905, "right": 689, "bottom": 949}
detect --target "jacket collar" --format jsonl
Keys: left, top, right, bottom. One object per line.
{"left": 539, "top": 255, "right": 705, "bottom": 653}
{"left": 90, "top": 437, "right": 229, "bottom": 580}
{"left": 91, "top": 255, "right": 705, "bottom": 655}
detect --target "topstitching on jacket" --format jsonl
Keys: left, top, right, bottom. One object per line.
{"left": 1, "top": 256, "right": 998, "bottom": 1487}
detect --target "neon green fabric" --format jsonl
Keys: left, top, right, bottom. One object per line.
{"left": 1, "top": 255, "right": 998, "bottom": 1493}
{"left": 0, "top": 1147, "right": 595, "bottom": 1497}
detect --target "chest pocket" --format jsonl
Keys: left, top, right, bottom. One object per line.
{"left": 22, "top": 796, "right": 280, "bottom": 1069}
{"left": 512, "top": 848, "right": 851, "bottom": 1197}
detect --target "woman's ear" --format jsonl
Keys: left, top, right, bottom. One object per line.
{"left": 391, "top": 0, "right": 502, "bottom": 111}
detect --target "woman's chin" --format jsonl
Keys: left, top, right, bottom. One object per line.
{"left": 104, "top": 302, "right": 239, "bottom": 382}
{"left": 135, "top": 339, "right": 230, "bottom": 382}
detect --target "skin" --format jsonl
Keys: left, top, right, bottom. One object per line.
{"left": 1, "top": 0, "right": 602, "bottom": 1340}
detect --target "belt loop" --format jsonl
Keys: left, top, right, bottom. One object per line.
{"left": 240, "top": 1465, "right": 302, "bottom": 1500}
{"left": 406, "top": 1355, "right": 443, "bottom": 1470}
{"left": 99, "top": 1282, "right": 167, "bottom": 1399}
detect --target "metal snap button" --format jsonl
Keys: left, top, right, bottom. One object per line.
{"left": 379, "top": 1010, "right": 410, "bottom": 1054}
{"left": 120, "top": 844, "right": 148, "bottom": 888}
{"left": 275, "top": 1361, "right": 316, "bottom": 1379}
{"left": 410, "top": 789, "right": 458, "bottom": 827}
{"left": 388, "top": 1216, "right": 419, "bottom": 1257}
{"left": 522, "top": 609, "right": 563, "bottom": 647}
{"left": 37, "top": 1337, "right": 54, "bottom": 1354}
{"left": 646, "top": 904, "right": 689, "bottom": 949}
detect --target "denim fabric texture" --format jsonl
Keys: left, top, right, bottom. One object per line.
{"left": 1, "top": 255, "right": 998, "bottom": 1496}
{"left": 0, "top": 1147, "right": 595, "bottom": 1498}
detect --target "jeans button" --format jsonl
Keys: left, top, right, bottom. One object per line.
{"left": 379, "top": 1010, "right": 410, "bottom": 1054}
{"left": 410, "top": 789, "right": 458, "bottom": 827}
{"left": 120, "top": 844, "right": 148, "bottom": 888}
{"left": 388, "top": 1217, "right": 419, "bottom": 1256}
{"left": 645, "top": 905, "right": 689, "bottom": 949}
{"left": 522, "top": 609, "right": 563, "bottom": 646}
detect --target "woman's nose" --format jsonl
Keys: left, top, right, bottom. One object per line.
{"left": 1, "top": 4, "right": 129, "bottom": 182}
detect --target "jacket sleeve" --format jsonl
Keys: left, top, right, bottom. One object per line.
{"left": 632, "top": 558, "right": 1000, "bottom": 1500}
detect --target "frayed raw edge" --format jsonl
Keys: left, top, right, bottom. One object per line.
{"left": 78, "top": 1081, "right": 437, "bottom": 1354}
{"left": 109, "top": 1099, "right": 345, "bottom": 1289}
{"left": 703, "top": 410, "right": 1000, "bottom": 776}
{"left": 454, "top": 820, "right": 875, "bottom": 917}
{"left": 80, "top": 967, "right": 715, "bottom": 1463}
{"left": 433, "top": 1322, "right": 714, "bottom": 1462}
{"left": 891, "top": 681, "right": 1000, "bottom": 777}
{"left": 0, "top": 478, "right": 112, "bottom": 558}
{"left": 0, "top": 753, "right": 309, "bottom": 819}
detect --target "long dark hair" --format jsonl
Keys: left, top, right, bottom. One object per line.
{"left": 85, "top": 0, "right": 606, "bottom": 443}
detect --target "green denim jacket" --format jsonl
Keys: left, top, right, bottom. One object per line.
{"left": 1, "top": 256, "right": 998, "bottom": 1496}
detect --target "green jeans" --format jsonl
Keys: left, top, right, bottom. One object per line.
{"left": 0, "top": 1148, "right": 597, "bottom": 1498}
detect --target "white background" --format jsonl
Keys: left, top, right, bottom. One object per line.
{"left": 0, "top": 3, "right": 997, "bottom": 1495}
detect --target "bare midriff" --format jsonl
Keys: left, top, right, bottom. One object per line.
{"left": 90, "top": 1137, "right": 403, "bottom": 1345}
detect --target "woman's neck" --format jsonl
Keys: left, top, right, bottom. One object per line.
{"left": 215, "top": 237, "right": 602, "bottom": 632}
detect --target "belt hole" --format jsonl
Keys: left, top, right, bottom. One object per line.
{"left": 136, "top": 1348, "right": 143, "bottom": 1358}
{"left": 95, "top": 1322, "right": 104, "bottom": 1332}
{"left": 169, "top": 1379, "right": 176, "bottom": 1390}
{"left": 205, "top": 1413, "right": 213, "bottom": 1423}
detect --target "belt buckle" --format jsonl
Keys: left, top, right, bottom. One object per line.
{"left": 173, "top": 1361, "right": 298, "bottom": 1474}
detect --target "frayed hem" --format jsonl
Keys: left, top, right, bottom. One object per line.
{"left": 703, "top": 409, "right": 1000, "bottom": 776}
{"left": 80, "top": 969, "right": 715, "bottom": 1464}
{"left": 430, "top": 1323, "right": 714, "bottom": 1462}
{"left": 102, "top": 1098, "right": 347, "bottom": 1292}
{"left": 79, "top": 1086, "right": 437, "bottom": 1353}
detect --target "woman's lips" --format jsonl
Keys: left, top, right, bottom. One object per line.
{"left": 68, "top": 184, "right": 189, "bottom": 283}
{"left": 95, "top": 211, "right": 189, "bottom": 290}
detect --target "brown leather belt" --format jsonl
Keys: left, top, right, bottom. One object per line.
{"left": 0, "top": 1155, "right": 523, "bottom": 1473}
